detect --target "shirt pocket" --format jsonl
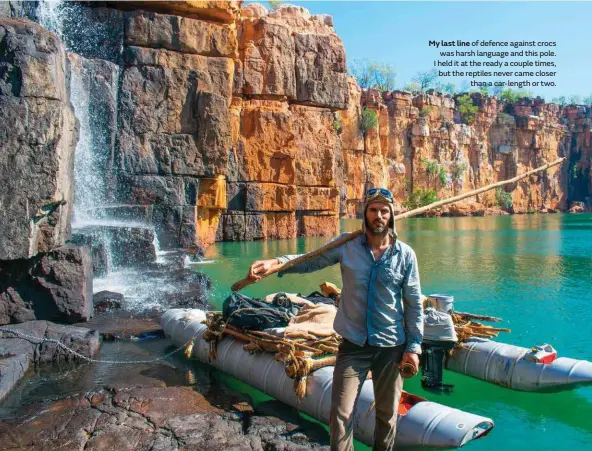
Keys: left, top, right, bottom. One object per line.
{"left": 377, "top": 265, "right": 405, "bottom": 287}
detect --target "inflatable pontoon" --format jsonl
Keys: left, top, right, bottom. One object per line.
{"left": 447, "top": 337, "right": 592, "bottom": 391}
{"left": 162, "top": 308, "right": 493, "bottom": 448}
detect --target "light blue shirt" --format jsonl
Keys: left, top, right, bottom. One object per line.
{"left": 277, "top": 233, "right": 424, "bottom": 354}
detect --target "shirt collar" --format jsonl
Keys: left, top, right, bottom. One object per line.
{"left": 360, "top": 231, "right": 400, "bottom": 255}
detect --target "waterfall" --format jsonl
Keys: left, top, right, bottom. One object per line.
{"left": 38, "top": 1, "right": 110, "bottom": 224}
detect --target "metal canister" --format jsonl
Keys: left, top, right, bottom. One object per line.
{"left": 427, "top": 294, "right": 454, "bottom": 314}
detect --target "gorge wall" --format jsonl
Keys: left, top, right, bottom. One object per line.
{"left": 2, "top": 1, "right": 591, "bottom": 253}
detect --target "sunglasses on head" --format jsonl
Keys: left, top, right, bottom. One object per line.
{"left": 365, "top": 188, "right": 394, "bottom": 200}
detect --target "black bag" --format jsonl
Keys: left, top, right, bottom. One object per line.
{"left": 300, "top": 290, "right": 337, "bottom": 307}
{"left": 223, "top": 292, "right": 300, "bottom": 331}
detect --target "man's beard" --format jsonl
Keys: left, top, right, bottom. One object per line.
{"left": 365, "top": 217, "right": 389, "bottom": 235}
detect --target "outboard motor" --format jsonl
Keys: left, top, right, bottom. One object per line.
{"left": 420, "top": 294, "right": 458, "bottom": 393}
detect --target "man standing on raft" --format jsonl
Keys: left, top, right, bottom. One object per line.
{"left": 247, "top": 187, "right": 424, "bottom": 451}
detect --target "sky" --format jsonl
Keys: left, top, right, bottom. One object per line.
{"left": 252, "top": 1, "right": 592, "bottom": 100}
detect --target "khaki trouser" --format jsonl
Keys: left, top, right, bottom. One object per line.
{"left": 330, "top": 340, "right": 404, "bottom": 451}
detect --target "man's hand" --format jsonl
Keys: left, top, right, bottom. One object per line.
{"left": 399, "top": 352, "right": 420, "bottom": 377}
{"left": 247, "top": 258, "right": 279, "bottom": 281}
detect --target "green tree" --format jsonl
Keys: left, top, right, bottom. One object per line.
{"left": 412, "top": 69, "right": 439, "bottom": 92}
{"left": 403, "top": 82, "right": 421, "bottom": 93}
{"left": 403, "top": 189, "right": 438, "bottom": 209}
{"left": 450, "top": 161, "right": 467, "bottom": 182}
{"left": 569, "top": 95, "right": 582, "bottom": 105}
{"left": 442, "top": 82, "right": 457, "bottom": 95}
{"left": 359, "top": 107, "right": 378, "bottom": 135}
{"left": 450, "top": 161, "right": 467, "bottom": 194}
{"left": 496, "top": 188, "right": 513, "bottom": 209}
{"left": 438, "top": 166, "right": 447, "bottom": 187}
{"left": 419, "top": 106, "right": 434, "bottom": 117}
{"left": 268, "top": 0, "right": 283, "bottom": 10}
{"left": 500, "top": 89, "right": 519, "bottom": 103}
{"left": 492, "top": 84, "right": 504, "bottom": 96}
{"left": 332, "top": 118, "right": 342, "bottom": 134}
{"left": 349, "top": 59, "right": 396, "bottom": 91}
{"left": 456, "top": 94, "right": 478, "bottom": 124}
{"left": 583, "top": 94, "right": 592, "bottom": 105}
{"left": 552, "top": 96, "right": 567, "bottom": 106}
{"left": 421, "top": 158, "right": 442, "bottom": 189}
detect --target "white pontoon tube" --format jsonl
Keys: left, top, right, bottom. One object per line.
{"left": 447, "top": 337, "right": 592, "bottom": 391}
{"left": 162, "top": 309, "right": 493, "bottom": 448}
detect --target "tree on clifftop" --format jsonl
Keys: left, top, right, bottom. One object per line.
{"left": 268, "top": 0, "right": 283, "bottom": 10}
{"left": 349, "top": 59, "right": 396, "bottom": 91}
{"left": 412, "top": 69, "right": 439, "bottom": 93}
{"left": 457, "top": 94, "right": 478, "bottom": 124}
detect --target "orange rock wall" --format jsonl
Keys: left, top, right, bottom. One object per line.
{"left": 98, "top": 2, "right": 590, "bottom": 248}
{"left": 338, "top": 88, "right": 591, "bottom": 217}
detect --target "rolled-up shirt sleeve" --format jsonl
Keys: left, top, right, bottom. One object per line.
{"left": 276, "top": 234, "right": 345, "bottom": 275}
{"left": 402, "top": 248, "right": 424, "bottom": 354}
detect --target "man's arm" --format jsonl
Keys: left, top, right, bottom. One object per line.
{"left": 246, "top": 233, "right": 346, "bottom": 281}
{"left": 402, "top": 248, "right": 424, "bottom": 354}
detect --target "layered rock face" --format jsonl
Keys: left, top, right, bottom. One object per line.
{"left": 0, "top": 17, "right": 94, "bottom": 328}
{"left": 222, "top": 4, "right": 346, "bottom": 242}
{"left": 0, "top": 18, "right": 77, "bottom": 260}
{"left": 339, "top": 88, "right": 591, "bottom": 216}
{"left": 84, "top": 1, "right": 349, "bottom": 247}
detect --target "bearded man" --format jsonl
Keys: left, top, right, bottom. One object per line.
{"left": 246, "top": 187, "right": 424, "bottom": 451}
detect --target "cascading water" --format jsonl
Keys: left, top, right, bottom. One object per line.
{"left": 38, "top": 1, "right": 110, "bottom": 224}
{"left": 34, "top": 1, "right": 212, "bottom": 313}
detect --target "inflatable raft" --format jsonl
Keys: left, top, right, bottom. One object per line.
{"left": 447, "top": 337, "right": 592, "bottom": 391}
{"left": 162, "top": 308, "right": 493, "bottom": 448}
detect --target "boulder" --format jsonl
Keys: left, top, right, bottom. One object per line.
{"left": 0, "top": 18, "right": 77, "bottom": 260}
{"left": 297, "top": 214, "right": 339, "bottom": 237}
{"left": 0, "top": 354, "right": 29, "bottom": 403}
{"left": 0, "top": 244, "right": 93, "bottom": 325}
{"left": 70, "top": 232, "right": 110, "bottom": 277}
{"left": 93, "top": 291, "right": 124, "bottom": 312}
{"left": 0, "top": 320, "right": 100, "bottom": 363}
{"left": 72, "top": 225, "right": 156, "bottom": 268}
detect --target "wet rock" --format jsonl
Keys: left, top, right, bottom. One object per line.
{"left": 0, "top": 385, "right": 328, "bottom": 450}
{"left": 569, "top": 201, "right": 585, "bottom": 213}
{"left": 93, "top": 291, "right": 124, "bottom": 312}
{"left": 0, "top": 353, "right": 29, "bottom": 403}
{"left": 166, "top": 288, "right": 208, "bottom": 309}
{"left": 0, "top": 320, "right": 99, "bottom": 364}
{"left": 70, "top": 232, "right": 110, "bottom": 277}
{"left": 110, "top": 227, "right": 157, "bottom": 266}
{"left": 78, "top": 311, "right": 161, "bottom": 341}
{"left": 73, "top": 225, "right": 157, "bottom": 268}
{"left": 0, "top": 18, "right": 77, "bottom": 260}
{"left": 0, "top": 244, "right": 93, "bottom": 325}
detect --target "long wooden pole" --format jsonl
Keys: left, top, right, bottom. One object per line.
{"left": 231, "top": 157, "right": 565, "bottom": 292}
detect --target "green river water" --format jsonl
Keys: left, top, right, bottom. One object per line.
{"left": 197, "top": 213, "right": 592, "bottom": 451}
